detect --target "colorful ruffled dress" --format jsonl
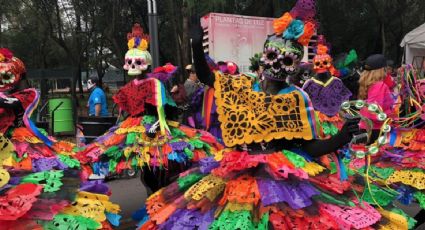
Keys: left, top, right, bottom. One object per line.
{"left": 303, "top": 76, "right": 352, "bottom": 138}
{"left": 76, "top": 77, "right": 223, "bottom": 184}
{"left": 134, "top": 72, "right": 421, "bottom": 230}
{"left": 0, "top": 89, "right": 120, "bottom": 229}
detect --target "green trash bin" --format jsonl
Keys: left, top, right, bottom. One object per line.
{"left": 48, "top": 98, "right": 75, "bottom": 134}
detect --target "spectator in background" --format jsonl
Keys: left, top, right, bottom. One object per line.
{"left": 184, "top": 64, "right": 202, "bottom": 98}
{"left": 87, "top": 76, "right": 109, "bottom": 117}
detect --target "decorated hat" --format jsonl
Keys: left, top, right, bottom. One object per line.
{"left": 0, "top": 48, "right": 26, "bottom": 92}
{"left": 147, "top": 63, "right": 178, "bottom": 83}
{"left": 123, "top": 23, "right": 152, "bottom": 76}
{"left": 261, "top": 0, "right": 317, "bottom": 81}
{"left": 218, "top": 61, "right": 239, "bottom": 75}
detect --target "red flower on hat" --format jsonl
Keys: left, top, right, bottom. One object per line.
{"left": 0, "top": 48, "right": 13, "bottom": 62}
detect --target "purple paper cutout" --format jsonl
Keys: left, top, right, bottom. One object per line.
{"left": 257, "top": 178, "right": 319, "bottom": 209}
{"left": 303, "top": 78, "right": 352, "bottom": 117}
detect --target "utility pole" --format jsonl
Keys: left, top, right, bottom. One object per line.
{"left": 147, "top": 0, "right": 160, "bottom": 68}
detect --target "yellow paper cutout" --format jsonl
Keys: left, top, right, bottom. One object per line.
{"left": 3, "top": 156, "right": 13, "bottom": 167}
{"left": 214, "top": 149, "right": 226, "bottom": 161}
{"left": 116, "top": 126, "right": 145, "bottom": 135}
{"left": 0, "top": 168, "right": 10, "bottom": 187}
{"left": 184, "top": 174, "right": 226, "bottom": 201}
{"left": 302, "top": 162, "right": 325, "bottom": 176}
{"left": 224, "top": 202, "right": 253, "bottom": 212}
{"left": 63, "top": 191, "right": 120, "bottom": 222}
{"left": 378, "top": 209, "right": 408, "bottom": 230}
{"left": 214, "top": 72, "right": 315, "bottom": 147}
{"left": 0, "top": 135, "right": 14, "bottom": 166}
{"left": 386, "top": 170, "right": 425, "bottom": 190}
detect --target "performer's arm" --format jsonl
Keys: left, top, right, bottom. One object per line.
{"left": 190, "top": 19, "right": 215, "bottom": 87}
{"left": 300, "top": 117, "right": 361, "bottom": 157}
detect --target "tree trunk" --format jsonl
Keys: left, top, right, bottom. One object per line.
{"left": 381, "top": 22, "right": 386, "bottom": 55}
{"left": 170, "top": 0, "right": 183, "bottom": 71}
{"left": 75, "top": 4, "right": 84, "bottom": 98}
{"left": 181, "top": 3, "right": 190, "bottom": 82}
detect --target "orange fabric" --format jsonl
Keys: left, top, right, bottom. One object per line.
{"left": 103, "top": 134, "right": 125, "bottom": 146}
{"left": 179, "top": 126, "right": 197, "bottom": 138}
{"left": 298, "top": 21, "right": 315, "bottom": 46}
{"left": 52, "top": 141, "right": 74, "bottom": 153}
{"left": 273, "top": 12, "right": 293, "bottom": 35}
{"left": 12, "top": 157, "right": 32, "bottom": 170}
{"left": 218, "top": 175, "right": 260, "bottom": 206}
{"left": 11, "top": 127, "right": 38, "bottom": 142}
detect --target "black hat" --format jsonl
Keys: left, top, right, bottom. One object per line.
{"left": 364, "top": 54, "right": 387, "bottom": 70}
{"left": 88, "top": 75, "right": 99, "bottom": 85}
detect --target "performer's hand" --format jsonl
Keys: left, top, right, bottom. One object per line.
{"left": 0, "top": 96, "right": 21, "bottom": 109}
{"left": 3, "top": 97, "right": 18, "bottom": 104}
{"left": 146, "top": 121, "right": 160, "bottom": 138}
{"left": 170, "top": 85, "right": 178, "bottom": 93}
{"left": 339, "top": 116, "right": 361, "bottom": 143}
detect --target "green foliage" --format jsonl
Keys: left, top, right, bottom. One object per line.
{"left": 1, "top": 0, "right": 424, "bottom": 72}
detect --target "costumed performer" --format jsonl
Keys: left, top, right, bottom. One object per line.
{"left": 0, "top": 48, "right": 120, "bottom": 229}
{"left": 302, "top": 42, "right": 352, "bottom": 138}
{"left": 134, "top": 1, "right": 416, "bottom": 229}
{"left": 76, "top": 24, "right": 222, "bottom": 194}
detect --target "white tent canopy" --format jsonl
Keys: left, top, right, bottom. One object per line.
{"left": 400, "top": 22, "right": 425, "bottom": 67}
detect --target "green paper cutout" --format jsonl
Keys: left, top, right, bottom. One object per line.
{"left": 359, "top": 166, "right": 395, "bottom": 180}
{"left": 126, "top": 132, "right": 137, "bottom": 145}
{"left": 58, "top": 154, "right": 80, "bottom": 169}
{"left": 170, "top": 127, "right": 185, "bottom": 137}
{"left": 414, "top": 192, "right": 425, "bottom": 209}
{"left": 109, "top": 160, "right": 118, "bottom": 173}
{"left": 188, "top": 139, "right": 206, "bottom": 149}
{"left": 282, "top": 150, "right": 306, "bottom": 168}
{"left": 177, "top": 173, "right": 203, "bottom": 191}
{"left": 184, "top": 148, "right": 194, "bottom": 159}
{"left": 361, "top": 184, "right": 397, "bottom": 207}
{"left": 44, "top": 214, "right": 101, "bottom": 230}
{"left": 21, "top": 170, "right": 64, "bottom": 192}
{"left": 210, "top": 210, "right": 256, "bottom": 230}
{"left": 142, "top": 115, "right": 156, "bottom": 125}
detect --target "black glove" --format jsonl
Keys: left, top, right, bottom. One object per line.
{"left": 189, "top": 16, "right": 203, "bottom": 45}
{"left": 339, "top": 115, "right": 362, "bottom": 144}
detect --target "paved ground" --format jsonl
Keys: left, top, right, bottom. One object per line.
{"left": 107, "top": 177, "right": 147, "bottom": 230}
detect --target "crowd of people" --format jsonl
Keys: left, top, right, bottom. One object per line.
{"left": 1, "top": 0, "right": 425, "bottom": 229}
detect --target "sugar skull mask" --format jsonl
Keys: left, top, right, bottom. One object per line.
{"left": 124, "top": 24, "right": 151, "bottom": 76}
{"left": 123, "top": 49, "right": 152, "bottom": 76}
{"left": 0, "top": 48, "right": 25, "bottom": 92}
{"left": 313, "top": 44, "right": 332, "bottom": 74}
{"left": 261, "top": 35, "right": 304, "bottom": 81}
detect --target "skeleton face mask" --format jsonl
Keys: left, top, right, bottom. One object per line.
{"left": 123, "top": 49, "right": 152, "bottom": 76}
{"left": 87, "top": 79, "right": 95, "bottom": 90}
{"left": 0, "top": 57, "right": 25, "bottom": 92}
{"left": 313, "top": 54, "right": 332, "bottom": 74}
{"left": 260, "top": 35, "right": 304, "bottom": 81}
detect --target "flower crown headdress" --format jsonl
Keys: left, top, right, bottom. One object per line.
{"left": 272, "top": 0, "right": 316, "bottom": 46}
{"left": 127, "top": 23, "right": 150, "bottom": 51}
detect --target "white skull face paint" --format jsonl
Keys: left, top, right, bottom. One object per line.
{"left": 123, "top": 49, "right": 152, "bottom": 76}
{"left": 87, "top": 79, "right": 95, "bottom": 90}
